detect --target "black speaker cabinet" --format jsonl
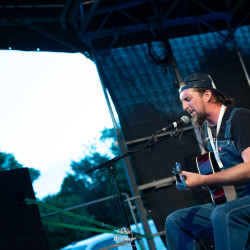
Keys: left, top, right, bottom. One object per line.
{"left": 0, "top": 168, "right": 50, "bottom": 250}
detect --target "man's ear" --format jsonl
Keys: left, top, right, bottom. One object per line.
{"left": 203, "top": 90, "right": 212, "bottom": 102}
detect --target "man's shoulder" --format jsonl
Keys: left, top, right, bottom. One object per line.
{"left": 224, "top": 105, "right": 250, "bottom": 119}
{"left": 230, "top": 107, "right": 250, "bottom": 154}
{"left": 230, "top": 106, "right": 250, "bottom": 136}
{"left": 231, "top": 107, "right": 250, "bottom": 120}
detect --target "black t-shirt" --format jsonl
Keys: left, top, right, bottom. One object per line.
{"left": 202, "top": 106, "right": 250, "bottom": 155}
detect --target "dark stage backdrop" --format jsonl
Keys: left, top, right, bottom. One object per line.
{"left": 94, "top": 25, "right": 250, "bottom": 241}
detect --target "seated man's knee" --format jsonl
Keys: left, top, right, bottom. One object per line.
{"left": 210, "top": 205, "right": 228, "bottom": 226}
{"left": 166, "top": 210, "right": 183, "bottom": 231}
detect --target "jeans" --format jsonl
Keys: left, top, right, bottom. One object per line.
{"left": 165, "top": 195, "right": 250, "bottom": 250}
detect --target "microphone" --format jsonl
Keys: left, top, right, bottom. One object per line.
{"left": 158, "top": 116, "right": 190, "bottom": 133}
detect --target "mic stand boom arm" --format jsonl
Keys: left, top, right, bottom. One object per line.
{"left": 84, "top": 126, "right": 184, "bottom": 174}
{"left": 84, "top": 137, "right": 159, "bottom": 176}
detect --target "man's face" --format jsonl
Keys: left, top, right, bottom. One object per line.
{"left": 180, "top": 88, "right": 206, "bottom": 126}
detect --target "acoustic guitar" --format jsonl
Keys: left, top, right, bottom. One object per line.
{"left": 174, "top": 152, "right": 237, "bottom": 205}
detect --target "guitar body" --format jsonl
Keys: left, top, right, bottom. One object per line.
{"left": 196, "top": 152, "right": 236, "bottom": 205}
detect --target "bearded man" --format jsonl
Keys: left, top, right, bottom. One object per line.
{"left": 165, "top": 73, "right": 250, "bottom": 250}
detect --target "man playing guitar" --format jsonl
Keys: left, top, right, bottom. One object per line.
{"left": 165, "top": 73, "right": 250, "bottom": 250}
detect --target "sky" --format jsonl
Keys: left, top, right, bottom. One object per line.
{"left": 0, "top": 49, "right": 114, "bottom": 199}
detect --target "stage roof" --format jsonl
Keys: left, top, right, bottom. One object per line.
{"left": 0, "top": 0, "right": 249, "bottom": 59}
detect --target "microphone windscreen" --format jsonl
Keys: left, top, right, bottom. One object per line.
{"left": 181, "top": 115, "right": 190, "bottom": 124}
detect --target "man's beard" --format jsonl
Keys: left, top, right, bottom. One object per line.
{"left": 194, "top": 112, "right": 206, "bottom": 126}
{"left": 192, "top": 103, "right": 206, "bottom": 127}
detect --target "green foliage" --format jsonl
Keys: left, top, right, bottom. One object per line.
{"left": 41, "top": 127, "right": 133, "bottom": 250}
{"left": 28, "top": 167, "right": 40, "bottom": 183}
{"left": 0, "top": 152, "right": 22, "bottom": 170}
{"left": 0, "top": 152, "right": 40, "bottom": 182}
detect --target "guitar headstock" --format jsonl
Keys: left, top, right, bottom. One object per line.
{"left": 173, "top": 162, "right": 182, "bottom": 175}
{"left": 173, "top": 162, "right": 185, "bottom": 184}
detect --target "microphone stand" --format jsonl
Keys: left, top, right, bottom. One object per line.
{"left": 84, "top": 127, "right": 185, "bottom": 249}
{"left": 85, "top": 151, "right": 137, "bottom": 249}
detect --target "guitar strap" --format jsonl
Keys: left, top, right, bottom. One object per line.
{"left": 207, "top": 104, "right": 225, "bottom": 170}
{"left": 207, "top": 104, "right": 237, "bottom": 201}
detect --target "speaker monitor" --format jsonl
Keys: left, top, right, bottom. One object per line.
{"left": 0, "top": 168, "right": 50, "bottom": 250}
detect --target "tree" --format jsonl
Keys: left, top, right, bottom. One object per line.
{"left": 0, "top": 152, "right": 40, "bottom": 182}
{"left": 41, "top": 128, "right": 133, "bottom": 250}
